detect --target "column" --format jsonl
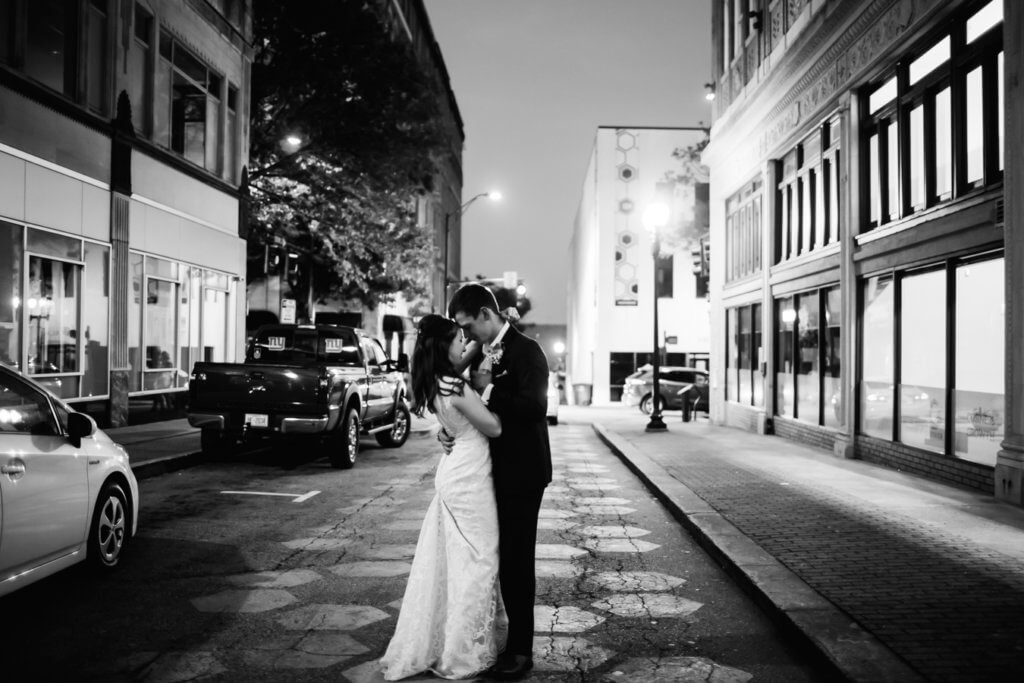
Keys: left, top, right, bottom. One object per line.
{"left": 996, "top": 0, "right": 1024, "bottom": 505}
{"left": 108, "top": 93, "right": 134, "bottom": 427}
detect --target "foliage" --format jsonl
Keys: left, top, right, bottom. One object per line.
{"left": 659, "top": 134, "right": 711, "bottom": 255}
{"left": 247, "top": 0, "right": 450, "bottom": 313}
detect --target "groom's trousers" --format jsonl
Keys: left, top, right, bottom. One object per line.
{"left": 495, "top": 487, "right": 546, "bottom": 655}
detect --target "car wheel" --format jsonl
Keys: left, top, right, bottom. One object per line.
{"left": 639, "top": 394, "right": 668, "bottom": 415}
{"left": 330, "top": 406, "right": 360, "bottom": 469}
{"left": 88, "top": 482, "right": 129, "bottom": 571}
{"left": 376, "top": 400, "right": 411, "bottom": 448}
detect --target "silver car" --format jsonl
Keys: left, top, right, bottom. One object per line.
{"left": 0, "top": 364, "right": 139, "bottom": 597}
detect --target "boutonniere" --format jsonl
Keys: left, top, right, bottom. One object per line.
{"left": 485, "top": 342, "right": 504, "bottom": 366}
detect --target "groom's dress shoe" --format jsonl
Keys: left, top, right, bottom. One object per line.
{"left": 487, "top": 654, "right": 533, "bottom": 680}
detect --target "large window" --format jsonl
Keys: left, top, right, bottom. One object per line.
{"left": 776, "top": 286, "right": 841, "bottom": 426}
{"left": 775, "top": 117, "right": 841, "bottom": 263}
{"left": 860, "top": 276, "right": 894, "bottom": 439}
{"left": 954, "top": 258, "right": 1004, "bottom": 465}
{"left": 128, "top": 257, "right": 234, "bottom": 393}
{"left": 862, "top": 1, "right": 1003, "bottom": 231}
{"left": 726, "top": 303, "right": 763, "bottom": 408}
{"left": 156, "top": 30, "right": 224, "bottom": 173}
{"left": 858, "top": 254, "right": 1004, "bottom": 466}
{"left": 899, "top": 269, "right": 946, "bottom": 452}
{"left": 1, "top": 0, "right": 112, "bottom": 115}
{"left": 725, "top": 178, "right": 762, "bottom": 282}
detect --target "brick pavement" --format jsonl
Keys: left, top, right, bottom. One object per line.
{"left": 593, "top": 416, "right": 1024, "bottom": 683}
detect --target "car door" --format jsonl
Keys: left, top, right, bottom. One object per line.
{"left": 360, "top": 338, "right": 387, "bottom": 422}
{"left": 0, "top": 370, "right": 89, "bottom": 581}
{"left": 371, "top": 339, "right": 402, "bottom": 413}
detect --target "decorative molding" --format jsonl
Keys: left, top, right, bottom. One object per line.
{"left": 757, "top": 0, "right": 946, "bottom": 157}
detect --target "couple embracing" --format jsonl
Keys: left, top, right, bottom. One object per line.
{"left": 380, "top": 283, "right": 553, "bottom": 681}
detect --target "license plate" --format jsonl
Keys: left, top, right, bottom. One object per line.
{"left": 245, "top": 413, "right": 269, "bottom": 428}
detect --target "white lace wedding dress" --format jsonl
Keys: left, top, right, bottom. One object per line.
{"left": 380, "top": 379, "right": 507, "bottom": 680}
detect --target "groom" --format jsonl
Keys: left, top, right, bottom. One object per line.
{"left": 448, "top": 283, "right": 552, "bottom": 680}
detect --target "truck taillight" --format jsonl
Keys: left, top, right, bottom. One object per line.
{"left": 317, "top": 374, "right": 329, "bottom": 403}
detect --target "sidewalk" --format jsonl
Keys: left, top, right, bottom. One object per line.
{"left": 582, "top": 406, "right": 1024, "bottom": 683}
{"left": 107, "top": 412, "right": 439, "bottom": 480}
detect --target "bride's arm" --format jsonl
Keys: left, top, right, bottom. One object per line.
{"left": 453, "top": 340, "right": 482, "bottom": 376}
{"left": 451, "top": 386, "right": 502, "bottom": 438}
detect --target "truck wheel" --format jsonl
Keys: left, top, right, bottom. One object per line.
{"left": 375, "top": 401, "right": 410, "bottom": 448}
{"left": 330, "top": 407, "right": 360, "bottom": 469}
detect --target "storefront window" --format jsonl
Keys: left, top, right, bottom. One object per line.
{"left": 823, "top": 288, "right": 842, "bottom": 427}
{"left": 776, "top": 297, "right": 795, "bottom": 417}
{"left": 81, "top": 243, "right": 109, "bottom": 397}
{"left": 0, "top": 221, "right": 22, "bottom": 369}
{"left": 796, "top": 293, "right": 820, "bottom": 423}
{"left": 738, "top": 306, "right": 752, "bottom": 404}
{"left": 726, "top": 307, "right": 738, "bottom": 401}
{"left": 954, "top": 258, "right": 1004, "bottom": 466}
{"left": 860, "top": 276, "right": 893, "bottom": 439}
{"left": 177, "top": 267, "right": 191, "bottom": 386}
{"left": 899, "top": 269, "right": 946, "bottom": 452}
{"left": 128, "top": 252, "right": 143, "bottom": 391}
{"left": 202, "top": 273, "right": 229, "bottom": 363}
{"left": 752, "top": 304, "right": 763, "bottom": 407}
{"left": 143, "top": 276, "right": 176, "bottom": 390}
{"left": 27, "top": 255, "right": 80, "bottom": 398}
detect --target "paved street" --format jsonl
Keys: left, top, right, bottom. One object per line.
{"left": 0, "top": 418, "right": 822, "bottom": 682}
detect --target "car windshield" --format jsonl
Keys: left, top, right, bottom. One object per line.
{"left": 247, "top": 328, "right": 362, "bottom": 366}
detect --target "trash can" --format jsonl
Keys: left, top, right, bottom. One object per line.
{"left": 573, "top": 384, "right": 592, "bottom": 407}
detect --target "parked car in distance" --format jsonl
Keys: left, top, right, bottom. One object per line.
{"left": 188, "top": 324, "right": 410, "bottom": 469}
{"left": 622, "top": 365, "right": 709, "bottom": 416}
{"left": 0, "top": 363, "right": 139, "bottom": 598}
{"left": 547, "top": 371, "right": 560, "bottom": 426}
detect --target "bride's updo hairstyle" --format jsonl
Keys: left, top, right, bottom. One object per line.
{"left": 411, "top": 314, "right": 465, "bottom": 416}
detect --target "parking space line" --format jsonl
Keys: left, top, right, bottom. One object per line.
{"left": 221, "top": 490, "right": 321, "bottom": 503}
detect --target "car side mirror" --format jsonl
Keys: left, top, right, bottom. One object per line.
{"left": 396, "top": 353, "right": 409, "bottom": 373}
{"left": 67, "top": 411, "right": 97, "bottom": 448}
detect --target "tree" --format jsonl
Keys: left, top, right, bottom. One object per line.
{"left": 659, "top": 133, "right": 711, "bottom": 254}
{"left": 248, "top": 0, "right": 451, "bottom": 315}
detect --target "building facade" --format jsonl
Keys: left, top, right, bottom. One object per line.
{"left": 703, "top": 0, "right": 1022, "bottom": 504}
{"left": 0, "top": 0, "right": 253, "bottom": 426}
{"left": 568, "top": 127, "right": 711, "bottom": 406}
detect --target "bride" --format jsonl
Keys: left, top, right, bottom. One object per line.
{"left": 379, "top": 314, "right": 507, "bottom": 680}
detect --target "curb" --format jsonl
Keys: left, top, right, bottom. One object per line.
{"left": 592, "top": 423, "right": 924, "bottom": 683}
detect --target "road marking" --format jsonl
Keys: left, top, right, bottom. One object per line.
{"left": 221, "top": 490, "right": 321, "bottom": 503}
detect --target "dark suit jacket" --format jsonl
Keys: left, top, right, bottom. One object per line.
{"left": 478, "top": 326, "right": 552, "bottom": 494}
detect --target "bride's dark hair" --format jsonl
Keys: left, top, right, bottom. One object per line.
{"left": 411, "top": 314, "right": 465, "bottom": 416}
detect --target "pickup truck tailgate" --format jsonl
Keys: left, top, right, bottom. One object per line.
{"left": 190, "top": 362, "right": 320, "bottom": 412}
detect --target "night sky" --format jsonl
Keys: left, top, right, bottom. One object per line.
{"left": 424, "top": 0, "right": 713, "bottom": 324}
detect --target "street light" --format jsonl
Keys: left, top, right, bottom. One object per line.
{"left": 443, "top": 190, "right": 501, "bottom": 312}
{"left": 642, "top": 190, "right": 671, "bottom": 432}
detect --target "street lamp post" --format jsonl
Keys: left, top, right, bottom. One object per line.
{"left": 642, "top": 198, "right": 670, "bottom": 432}
{"left": 442, "top": 190, "right": 501, "bottom": 312}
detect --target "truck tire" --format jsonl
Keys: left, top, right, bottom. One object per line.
{"left": 375, "top": 401, "right": 410, "bottom": 448}
{"left": 330, "top": 406, "right": 360, "bottom": 469}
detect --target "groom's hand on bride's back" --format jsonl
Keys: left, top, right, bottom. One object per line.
{"left": 437, "top": 428, "right": 455, "bottom": 455}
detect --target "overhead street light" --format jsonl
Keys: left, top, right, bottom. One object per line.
{"left": 443, "top": 190, "right": 501, "bottom": 312}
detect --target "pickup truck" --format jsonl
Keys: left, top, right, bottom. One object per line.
{"left": 187, "top": 323, "right": 410, "bottom": 468}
